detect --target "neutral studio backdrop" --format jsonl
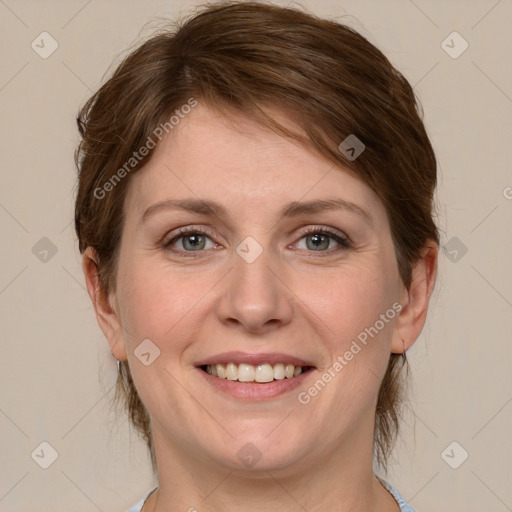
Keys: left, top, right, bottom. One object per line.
{"left": 1, "top": 1, "right": 511, "bottom": 511}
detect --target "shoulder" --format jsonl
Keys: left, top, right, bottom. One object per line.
{"left": 126, "top": 487, "right": 158, "bottom": 512}
{"left": 126, "top": 497, "right": 144, "bottom": 512}
{"left": 377, "top": 476, "right": 416, "bottom": 512}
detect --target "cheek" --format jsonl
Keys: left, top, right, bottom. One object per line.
{"left": 116, "top": 259, "right": 181, "bottom": 344}
{"left": 302, "top": 263, "right": 399, "bottom": 414}
{"left": 116, "top": 256, "right": 221, "bottom": 357}
{"left": 115, "top": 262, "right": 203, "bottom": 413}
{"left": 293, "top": 262, "right": 394, "bottom": 348}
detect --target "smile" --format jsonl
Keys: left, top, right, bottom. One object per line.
{"left": 195, "top": 351, "right": 316, "bottom": 399}
{"left": 203, "top": 362, "right": 313, "bottom": 382}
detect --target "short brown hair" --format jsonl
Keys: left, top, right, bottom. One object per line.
{"left": 75, "top": 1, "right": 439, "bottom": 473}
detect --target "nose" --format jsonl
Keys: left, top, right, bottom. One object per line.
{"left": 216, "top": 243, "right": 294, "bottom": 334}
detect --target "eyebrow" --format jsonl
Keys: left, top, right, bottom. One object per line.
{"left": 140, "top": 197, "right": 373, "bottom": 226}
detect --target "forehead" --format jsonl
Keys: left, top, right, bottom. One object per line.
{"left": 123, "top": 102, "right": 385, "bottom": 226}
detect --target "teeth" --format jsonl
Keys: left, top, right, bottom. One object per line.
{"left": 255, "top": 363, "right": 274, "bottom": 382}
{"left": 273, "top": 363, "right": 285, "bottom": 380}
{"left": 217, "top": 364, "right": 226, "bottom": 378}
{"left": 226, "top": 362, "right": 238, "bottom": 381}
{"left": 238, "top": 363, "right": 255, "bottom": 382}
{"left": 205, "top": 363, "right": 305, "bottom": 382}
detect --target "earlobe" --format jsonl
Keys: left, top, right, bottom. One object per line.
{"left": 82, "top": 247, "right": 127, "bottom": 361}
{"left": 391, "top": 241, "right": 438, "bottom": 354}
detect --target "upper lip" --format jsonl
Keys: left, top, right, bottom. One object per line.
{"left": 195, "top": 351, "right": 315, "bottom": 368}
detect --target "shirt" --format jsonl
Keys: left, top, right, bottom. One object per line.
{"left": 126, "top": 479, "right": 415, "bottom": 511}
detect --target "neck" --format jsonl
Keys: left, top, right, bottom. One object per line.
{"left": 143, "top": 417, "right": 399, "bottom": 512}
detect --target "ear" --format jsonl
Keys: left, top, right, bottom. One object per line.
{"left": 82, "top": 247, "right": 127, "bottom": 361}
{"left": 391, "top": 240, "right": 438, "bottom": 354}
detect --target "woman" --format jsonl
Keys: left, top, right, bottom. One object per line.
{"left": 75, "top": 2, "right": 439, "bottom": 511}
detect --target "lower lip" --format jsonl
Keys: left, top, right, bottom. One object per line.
{"left": 197, "top": 367, "right": 315, "bottom": 400}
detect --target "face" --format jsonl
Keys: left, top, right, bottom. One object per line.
{"left": 100, "top": 103, "right": 411, "bottom": 474}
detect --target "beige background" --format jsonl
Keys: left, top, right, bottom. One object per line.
{"left": 1, "top": 0, "right": 511, "bottom": 511}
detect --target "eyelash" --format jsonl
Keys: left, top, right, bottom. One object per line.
{"left": 162, "top": 225, "right": 352, "bottom": 257}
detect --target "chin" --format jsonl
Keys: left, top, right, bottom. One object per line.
{"left": 207, "top": 428, "right": 312, "bottom": 473}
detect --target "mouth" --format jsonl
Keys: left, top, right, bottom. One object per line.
{"left": 195, "top": 352, "right": 316, "bottom": 400}
{"left": 199, "top": 363, "right": 315, "bottom": 382}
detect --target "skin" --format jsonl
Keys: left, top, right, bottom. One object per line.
{"left": 83, "top": 102, "right": 437, "bottom": 512}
